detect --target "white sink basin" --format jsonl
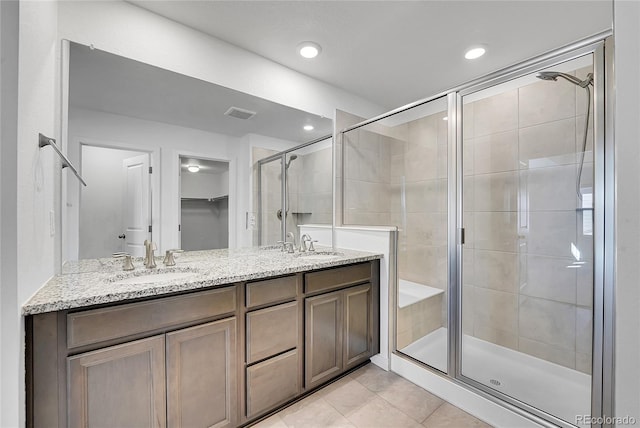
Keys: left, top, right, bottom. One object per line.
{"left": 110, "top": 270, "right": 199, "bottom": 286}
{"left": 296, "top": 251, "right": 344, "bottom": 261}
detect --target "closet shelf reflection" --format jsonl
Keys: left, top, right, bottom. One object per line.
{"left": 181, "top": 195, "right": 228, "bottom": 203}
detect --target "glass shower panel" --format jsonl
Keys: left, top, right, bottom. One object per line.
{"left": 258, "top": 156, "right": 283, "bottom": 245}
{"left": 342, "top": 96, "right": 449, "bottom": 372}
{"left": 283, "top": 151, "right": 302, "bottom": 245}
{"left": 460, "top": 54, "right": 594, "bottom": 425}
{"left": 284, "top": 139, "right": 333, "bottom": 245}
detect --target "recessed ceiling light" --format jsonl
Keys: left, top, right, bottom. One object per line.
{"left": 187, "top": 165, "right": 200, "bottom": 173}
{"left": 303, "top": 125, "right": 314, "bottom": 131}
{"left": 443, "top": 117, "right": 448, "bottom": 121}
{"left": 465, "top": 47, "right": 486, "bottom": 60}
{"left": 298, "top": 42, "right": 322, "bottom": 59}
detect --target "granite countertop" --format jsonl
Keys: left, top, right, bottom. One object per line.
{"left": 22, "top": 246, "right": 382, "bottom": 315}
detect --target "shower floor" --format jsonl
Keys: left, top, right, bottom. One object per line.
{"left": 400, "top": 328, "right": 591, "bottom": 426}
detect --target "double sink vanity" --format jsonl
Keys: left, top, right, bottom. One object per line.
{"left": 24, "top": 246, "right": 381, "bottom": 427}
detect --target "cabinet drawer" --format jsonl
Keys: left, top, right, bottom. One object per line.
{"left": 246, "top": 275, "right": 297, "bottom": 308}
{"left": 304, "top": 263, "right": 371, "bottom": 294}
{"left": 246, "top": 301, "right": 298, "bottom": 364}
{"left": 246, "top": 350, "right": 299, "bottom": 419}
{"left": 67, "top": 286, "right": 236, "bottom": 349}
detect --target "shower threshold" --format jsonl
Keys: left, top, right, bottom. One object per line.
{"left": 400, "top": 328, "right": 591, "bottom": 426}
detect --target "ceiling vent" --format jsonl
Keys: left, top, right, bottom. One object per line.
{"left": 224, "top": 107, "right": 256, "bottom": 120}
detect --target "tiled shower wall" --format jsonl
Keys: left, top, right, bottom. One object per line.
{"left": 295, "top": 146, "right": 333, "bottom": 225}
{"left": 344, "top": 111, "right": 449, "bottom": 342}
{"left": 462, "top": 66, "right": 593, "bottom": 374}
{"left": 391, "top": 112, "right": 448, "bottom": 292}
{"left": 344, "top": 130, "right": 400, "bottom": 225}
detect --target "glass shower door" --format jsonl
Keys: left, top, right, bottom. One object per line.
{"left": 459, "top": 54, "right": 595, "bottom": 425}
{"left": 341, "top": 96, "right": 450, "bottom": 373}
{"left": 258, "top": 156, "right": 283, "bottom": 245}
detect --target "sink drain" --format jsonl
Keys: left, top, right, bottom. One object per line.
{"left": 490, "top": 379, "right": 501, "bottom": 386}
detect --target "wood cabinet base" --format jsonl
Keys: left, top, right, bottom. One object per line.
{"left": 27, "top": 260, "right": 379, "bottom": 428}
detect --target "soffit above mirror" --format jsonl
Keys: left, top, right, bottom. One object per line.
{"left": 69, "top": 43, "right": 332, "bottom": 142}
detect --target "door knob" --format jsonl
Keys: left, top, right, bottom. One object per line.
{"left": 118, "top": 234, "right": 126, "bottom": 239}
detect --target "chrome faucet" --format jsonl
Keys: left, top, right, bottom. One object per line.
{"left": 144, "top": 240, "right": 157, "bottom": 269}
{"left": 286, "top": 232, "right": 297, "bottom": 251}
{"left": 163, "top": 249, "right": 184, "bottom": 266}
{"left": 300, "top": 234, "right": 312, "bottom": 252}
{"left": 113, "top": 252, "right": 135, "bottom": 271}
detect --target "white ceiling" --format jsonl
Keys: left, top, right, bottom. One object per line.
{"left": 128, "top": 0, "right": 612, "bottom": 110}
{"left": 69, "top": 43, "right": 333, "bottom": 143}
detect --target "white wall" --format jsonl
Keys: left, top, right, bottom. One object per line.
{"left": 1, "top": 1, "right": 61, "bottom": 427}
{"left": 0, "top": 1, "right": 19, "bottom": 425}
{"left": 613, "top": 0, "right": 640, "bottom": 425}
{"left": 181, "top": 170, "right": 229, "bottom": 200}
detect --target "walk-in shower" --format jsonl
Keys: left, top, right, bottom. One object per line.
{"left": 340, "top": 39, "right": 610, "bottom": 428}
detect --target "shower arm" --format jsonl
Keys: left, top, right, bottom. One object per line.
{"left": 38, "top": 133, "right": 87, "bottom": 186}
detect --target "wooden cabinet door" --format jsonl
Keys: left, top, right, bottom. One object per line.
{"left": 67, "top": 335, "right": 166, "bottom": 428}
{"left": 166, "top": 318, "right": 237, "bottom": 428}
{"left": 344, "top": 283, "right": 373, "bottom": 370}
{"left": 304, "top": 291, "right": 343, "bottom": 389}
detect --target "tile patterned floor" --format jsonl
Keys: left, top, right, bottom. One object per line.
{"left": 252, "top": 364, "right": 493, "bottom": 428}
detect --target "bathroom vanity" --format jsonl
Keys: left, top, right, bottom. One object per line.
{"left": 24, "top": 247, "right": 381, "bottom": 427}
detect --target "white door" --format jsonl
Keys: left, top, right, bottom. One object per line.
{"left": 122, "top": 154, "right": 151, "bottom": 257}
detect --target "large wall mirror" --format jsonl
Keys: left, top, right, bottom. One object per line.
{"left": 62, "top": 41, "right": 333, "bottom": 265}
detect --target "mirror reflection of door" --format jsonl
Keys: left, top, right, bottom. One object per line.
{"left": 79, "top": 145, "right": 151, "bottom": 259}
{"left": 122, "top": 154, "right": 151, "bottom": 257}
{"left": 179, "top": 157, "right": 230, "bottom": 251}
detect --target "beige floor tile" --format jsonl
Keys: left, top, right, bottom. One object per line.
{"left": 322, "top": 379, "right": 377, "bottom": 416}
{"left": 252, "top": 414, "right": 288, "bottom": 428}
{"left": 314, "top": 375, "right": 354, "bottom": 399}
{"left": 347, "top": 396, "right": 424, "bottom": 428}
{"left": 422, "top": 403, "right": 493, "bottom": 428}
{"left": 281, "top": 398, "right": 354, "bottom": 428}
{"left": 377, "top": 377, "right": 444, "bottom": 423}
{"left": 258, "top": 365, "right": 492, "bottom": 428}
{"left": 276, "top": 393, "right": 322, "bottom": 420}
{"left": 349, "top": 364, "right": 398, "bottom": 393}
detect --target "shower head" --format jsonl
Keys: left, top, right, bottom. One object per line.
{"left": 536, "top": 71, "right": 562, "bottom": 81}
{"left": 536, "top": 71, "right": 593, "bottom": 88}
{"left": 285, "top": 154, "right": 298, "bottom": 169}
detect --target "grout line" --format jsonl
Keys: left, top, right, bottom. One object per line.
{"left": 420, "top": 400, "right": 447, "bottom": 425}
